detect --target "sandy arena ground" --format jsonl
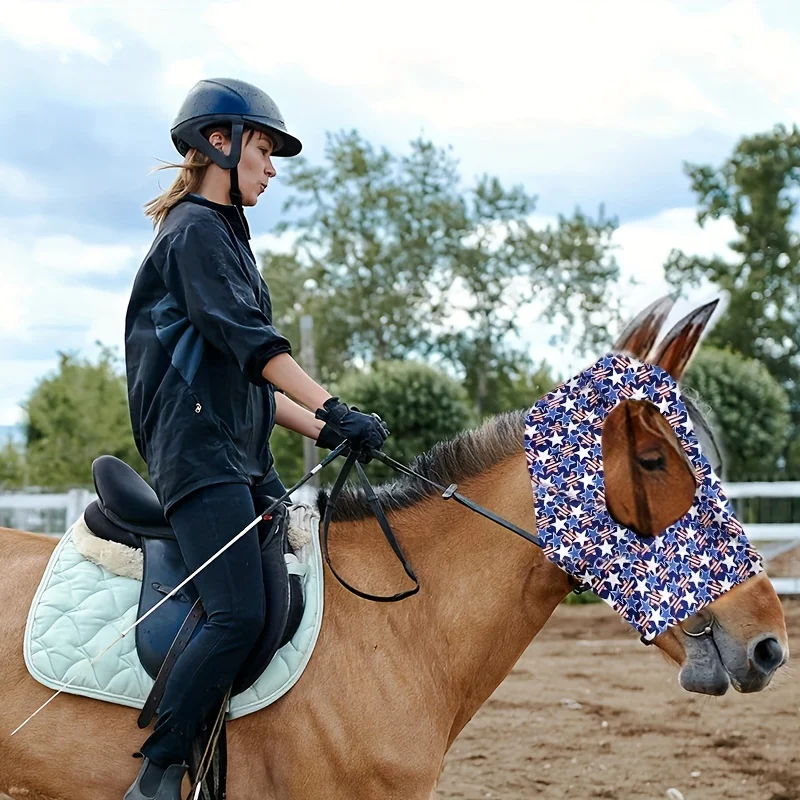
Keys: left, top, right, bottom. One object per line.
{"left": 438, "top": 598, "right": 799, "bottom": 800}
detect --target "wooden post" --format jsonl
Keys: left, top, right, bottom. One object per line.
{"left": 300, "top": 314, "right": 320, "bottom": 489}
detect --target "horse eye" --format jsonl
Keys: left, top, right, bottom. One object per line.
{"left": 638, "top": 450, "right": 666, "bottom": 472}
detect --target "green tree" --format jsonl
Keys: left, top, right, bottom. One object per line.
{"left": 24, "top": 345, "right": 146, "bottom": 490}
{"left": 664, "top": 125, "right": 800, "bottom": 477}
{"left": 683, "top": 347, "right": 790, "bottom": 481}
{"left": 262, "top": 131, "right": 621, "bottom": 413}
{"left": 0, "top": 437, "right": 26, "bottom": 489}
{"left": 269, "top": 423, "right": 307, "bottom": 490}
{"left": 335, "top": 360, "right": 478, "bottom": 482}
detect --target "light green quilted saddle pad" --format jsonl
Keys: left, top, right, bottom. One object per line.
{"left": 23, "top": 504, "right": 324, "bottom": 720}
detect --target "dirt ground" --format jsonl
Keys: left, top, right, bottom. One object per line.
{"left": 438, "top": 598, "right": 800, "bottom": 800}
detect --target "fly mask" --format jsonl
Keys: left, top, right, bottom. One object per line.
{"left": 524, "top": 353, "right": 763, "bottom": 642}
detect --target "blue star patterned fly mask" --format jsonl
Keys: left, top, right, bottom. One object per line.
{"left": 524, "top": 353, "right": 764, "bottom": 643}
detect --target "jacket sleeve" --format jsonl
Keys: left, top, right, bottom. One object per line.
{"left": 162, "top": 220, "right": 292, "bottom": 386}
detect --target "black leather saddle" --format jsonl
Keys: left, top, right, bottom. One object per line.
{"left": 83, "top": 456, "right": 305, "bottom": 726}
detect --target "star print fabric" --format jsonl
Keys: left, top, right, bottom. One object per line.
{"left": 524, "top": 353, "right": 764, "bottom": 642}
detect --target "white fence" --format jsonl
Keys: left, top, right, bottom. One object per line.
{"left": 725, "top": 482, "right": 800, "bottom": 595}
{"left": 1, "top": 483, "right": 798, "bottom": 593}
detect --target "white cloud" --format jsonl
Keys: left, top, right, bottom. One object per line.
{"left": 614, "top": 206, "right": 736, "bottom": 311}
{"left": 0, "top": 359, "right": 58, "bottom": 425}
{"left": 31, "top": 236, "right": 137, "bottom": 277}
{"left": 14, "top": 0, "right": 798, "bottom": 145}
{"left": 0, "top": 1, "right": 117, "bottom": 63}
{"left": 0, "top": 163, "right": 51, "bottom": 203}
{"left": 516, "top": 206, "right": 737, "bottom": 375}
{"left": 200, "top": 0, "right": 800, "bottom": 138}
{"left": 0, "top": 227, "right": 145, "bottom": 341}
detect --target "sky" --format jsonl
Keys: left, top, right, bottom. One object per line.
{"left": 1, "top": 0, "right": 799, "bottom": 427}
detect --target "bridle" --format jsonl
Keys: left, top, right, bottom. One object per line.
{"left": 679, "top": 613, "right": 716, "bottom": 639}
{"left": 319, "top": 446, "right": 545, "bottom": 602}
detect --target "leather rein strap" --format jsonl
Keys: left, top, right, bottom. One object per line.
{"left": 320, "top": 447, "right": 544, "bottom": 603}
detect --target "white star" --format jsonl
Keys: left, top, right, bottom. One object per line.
{"left": 657, "top": 588, "right": 672, "bottom": 605}
{"left": 690, "top": 572, "right": 703, "bottom": 587}
{"left": 650, "top": 606, "right": 664, "bottom": 625}
{"left": 683, "top": 589, "right": 696, "bottom": 606}
{"left": 698, "top": 553, "right": 712, "bottom": 568}
{"left": 548, "top": 431, "right": 564, "bottom": 447}
{"left": 719, "top": 577, "right": 734, "bottom": 593}
{"left": 635, "top": 578, "right": 649, "bottom": 596}
{"left": 723, "top": 552, "right": 737, "bottom": 569}
{"left": 609, "top": 370, "right": 625, "bottom": 385}
{"left": 599, "top": 540, "right": 614, "bottom": 557}
{"left": 605, "top": 572, "right": 621, "bottom": 589}
{"left": 557, "top": 543, "right": 572, "bottom": 560}
{"left": 574, "top": 530, "right": 590, "bottom": 547}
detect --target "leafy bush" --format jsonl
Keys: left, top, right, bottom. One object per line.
{"left": 683, "top": 347, "right": 790, "bottom": 481}
{"left": 336, "top": 360, "right": 479, "bottom": 482}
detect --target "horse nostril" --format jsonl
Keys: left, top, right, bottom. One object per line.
{"left": 752, "top": 637, "right": 784, "bottom": 673}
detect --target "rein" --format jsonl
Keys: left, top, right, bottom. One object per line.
{"left": 320, "top": 446, "right": 545, "bottom": 603}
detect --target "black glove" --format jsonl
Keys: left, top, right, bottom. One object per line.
{"left": 314, "top": 397, "right": 390, "bottom": 456}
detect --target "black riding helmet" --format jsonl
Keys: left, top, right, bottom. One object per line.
{"left": 171, "top": 78, "right": 302, "bottom": 208}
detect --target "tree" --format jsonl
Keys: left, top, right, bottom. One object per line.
{"left": 262, "top": 131, "right": 621, "bottom": 413}
{"left": 664, "top": 125, "right": 800, "bottom": 477}
{"left": 683, "top": 347, "right": 790, "bottom": 481}
{"left": 269, "top": 424, "right": 307, "bottom": 491}
{"left": 0, "top": 437, "right": 25, "bottom": 490}
{"left": 335, "top": 360, "right": 478, "bottom": 482}
{"left": 23, "top": 345, "right": 146, "bottom": 490}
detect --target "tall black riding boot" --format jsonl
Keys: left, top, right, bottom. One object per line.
{"left": 123, "top": 756, "right": 187, "bottom": 800}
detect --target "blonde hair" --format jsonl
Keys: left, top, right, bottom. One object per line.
{"left": 144, "top": 126, "right": 258, "bottom": 227}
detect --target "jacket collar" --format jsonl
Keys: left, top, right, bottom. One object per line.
{"left": 182, "top": 193, "right": 251, "bottom": 242}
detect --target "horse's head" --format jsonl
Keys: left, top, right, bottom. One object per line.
{"left": 605, "top": 296, "right": 788, "bottom": 694}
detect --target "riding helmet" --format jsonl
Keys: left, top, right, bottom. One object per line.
{"left": 171, "top": 77, "right": 303, "bottom": 168}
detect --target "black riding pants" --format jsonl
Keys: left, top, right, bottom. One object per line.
{"left": 140, "top": 470, "right": 287, "bottom": 767}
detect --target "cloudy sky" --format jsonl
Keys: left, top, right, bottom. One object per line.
{"left": 1, "top": 0, "right": 798, "bottom": 427}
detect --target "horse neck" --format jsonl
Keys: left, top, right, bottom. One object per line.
{"left": 327, "top": 453, "right": 572, "bottom": 743}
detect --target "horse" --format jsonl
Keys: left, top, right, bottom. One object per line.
{"left": 0, "top": 299, "right": 788, "bottom": 799}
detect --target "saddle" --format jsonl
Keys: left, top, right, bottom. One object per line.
{"left": 82, "top": 456, "right": 305, "bottom": 728}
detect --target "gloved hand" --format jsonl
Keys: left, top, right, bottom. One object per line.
{"left": 314, "top": 397, "right": 389, "bottom": 457}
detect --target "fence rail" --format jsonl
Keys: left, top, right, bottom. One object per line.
{"left": 1, "top": 483, "right": 799, "bottom": 593}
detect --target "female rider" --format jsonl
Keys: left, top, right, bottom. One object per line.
{"left": 123, "top": 78, "right": 389, "bottom": 800}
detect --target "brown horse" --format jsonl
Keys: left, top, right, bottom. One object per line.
{"left": 0, "top": 300, "right": 788, "bottom": 799}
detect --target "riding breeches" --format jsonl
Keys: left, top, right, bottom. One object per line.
{"left": 139, "top": 470, "right": 287, "bottom": 767}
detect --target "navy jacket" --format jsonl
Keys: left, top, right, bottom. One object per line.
{"left": 125, "top": 194, "right": 292, "bottom": 513}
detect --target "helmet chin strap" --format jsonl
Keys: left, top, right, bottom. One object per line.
{"left": 227, "top": 166, "right": 251, "bottom": 240}
{"left": 225, "top": 123, "right": 251, "bottom": 239}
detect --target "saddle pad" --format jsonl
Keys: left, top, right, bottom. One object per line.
{"left": 23, "top": 504, "right": 324, "bottom": 720}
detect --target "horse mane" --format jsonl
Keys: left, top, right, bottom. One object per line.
{"left": 316, "top": 410, "right": 528, "bottom": 522}
{"left": 314, "top": 385, "right": 726, "bottom": 523}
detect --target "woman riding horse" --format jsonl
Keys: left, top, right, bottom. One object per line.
{"left": 123, "top": 78, "right": 389, "bottom": 800}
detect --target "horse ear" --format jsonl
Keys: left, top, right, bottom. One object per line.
{"left": 651, "top": 300, "right": 719, "bottom": 381}
{"left": 613, "top": 295, "right": 675, "bottom": 360}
